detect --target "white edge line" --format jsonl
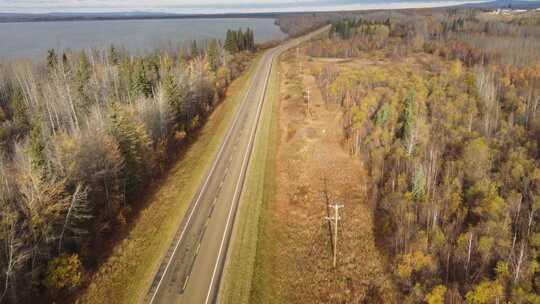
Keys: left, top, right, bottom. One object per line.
{"left": 204, "top": 28, "right": 327, "bottom": 304}
{"left": 148, "top": 53, "right": 264, "bottom": 304}
{"left": 150, "top": 26, "right": 326, "bottom": 304}
{"left": 204, "top": 50, "right": 275, "bottom": 304}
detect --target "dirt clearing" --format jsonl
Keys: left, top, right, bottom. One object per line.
{"left": 252, "top": 50, "right": 396, "bottom": 303}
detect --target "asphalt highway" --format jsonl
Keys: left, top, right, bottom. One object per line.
{"left": 145, "top": 26, "right": 328, "bottom": 304}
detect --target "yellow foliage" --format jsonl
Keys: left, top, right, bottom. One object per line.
{"left": 44, "top": 254, "right": 82, "bottom": 290}
{"left": 174, "top": 130, "right": 187, "bottom": 142}
{"left": 450, "top": 60, "right": 463, "bottom": 78}
{"left": 397, "top": 260, "right": 413, "bottom": 280}
{"left": 397, "top": 250, "right": 435, "bottom": 280}
{"left": 425, "top": 285, "right": 447, "bottom": 304}
{"left": 495, "top": 261, "right": 510, "bottom": 281}
{"left": 465, "top": 280, "right": 503, "bottom": 304}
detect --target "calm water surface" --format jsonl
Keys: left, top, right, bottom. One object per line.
{"left": 0, "top": 18, "right": 286, "bottom": 59}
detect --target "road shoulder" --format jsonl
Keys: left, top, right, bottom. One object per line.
{"left": 219, "top": 51, "right": 282, "bottom": 304}
{"left": 78, "top": 55, "right": 262, "bottom": 304}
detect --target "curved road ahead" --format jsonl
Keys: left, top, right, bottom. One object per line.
{"left": 144, "top": 26, "right": 328, "bottom": 304}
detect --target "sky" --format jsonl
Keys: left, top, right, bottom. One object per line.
{"left": 0, "top": 0, "right": 490, "bottom": 14}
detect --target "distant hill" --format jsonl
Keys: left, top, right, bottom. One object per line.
{"left": 0, "top": 11, "right": 277, "bottom": 23}
{"left": 461, "top": 0, "right": 540, "bottom": 9}
{"left": 2, "top": 1, "right": 540, "bottom": 23}
{"left": 0, "top": 12, "right": 176, "bottom": 23}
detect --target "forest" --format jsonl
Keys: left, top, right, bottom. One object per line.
{"left": 302, "top": 9, "right": 540, "bottom": 303}
{"left": 0, "top": 29, "right": 256, "bottom": 303}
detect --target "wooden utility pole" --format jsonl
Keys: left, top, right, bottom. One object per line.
{"left": 297, "top": 47, "right": 303, "bottom": 73}
{"left": 305, "top": 87, "right": 311, "bottom": 116}
{"left": 326, "top": 203, "right": 344, "bottom": 268}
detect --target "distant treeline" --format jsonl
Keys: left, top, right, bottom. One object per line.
{"left": 330, "top": 18, "right": 391, "bottom": 40}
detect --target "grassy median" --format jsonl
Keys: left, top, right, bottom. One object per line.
{"left": 220, "top": 54, "right": 282, "bottom": 304}
{"left": 79, "top": 55, "right": 261, "bottom": 304}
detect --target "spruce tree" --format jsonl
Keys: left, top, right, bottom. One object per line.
{"left": 108, "top": 104, "right": 152, "bottom": 196}
{"left": 162, "top": 73, "right": 182, "bottom": 124}
{"left": 10, "top": 86, "right": 29, "bottom": 131}
{"left": 47, "top": 49, "right": 58, "bottom": 70}
{"left": 109, "top": 44, "right": 120, "bottom": 65}
{"left": 224, "top": 29, "right": 238, "bottom": 53}
{"left": 232, "top": 30, "right": 239, "bottom": 52}
{"left": 400, "top": 92, "right": 416, "bottom": 141}
{"left": 247, "top": 28, "right": 255, "bottom": 50}
{"left": 61, "top": 53, "right": 69, "bottom": 71}
{"left": 131, "top": 60, "right": 153, "bottom": 98}
{"left": 178, "top": 49, "right": 186, "bottom": 67}
{"left": 74, "top": 50, "right": 92, "bottom": 109}
{"left": 207, "top": 39, "right": 219, "bottom": 72}
{"left": 76, "top": 51, "right": 91, "bottom": 91}
{"left": 29, "top": 122, "right": 46, "bottom": 172}
{"left": 238, "top": 28, "right": 246, "bottom": 51}
{"left": 190, "top": 40, "right": 199, "bottom": 58}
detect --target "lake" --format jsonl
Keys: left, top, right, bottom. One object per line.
{"left": 0, "top": 18, "right": 286, "bottom": 60}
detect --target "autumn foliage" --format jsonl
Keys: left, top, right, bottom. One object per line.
{"left": 0, "top": 39, "right": 255, "bottom": 302}
{"left": 306, "top": 9, "right": 540, "bottom": 303}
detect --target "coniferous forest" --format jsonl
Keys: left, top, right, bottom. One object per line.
{"left": 224, "top": 28, "right": 256, "bottom": 53}
{"left": 0, "top": 32, "right": 255, "bottom": 303}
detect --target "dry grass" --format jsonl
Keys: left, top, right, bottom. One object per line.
{"left": 220, "top": 53, "right": 282, "bottom": 304}
{"left": 78, "top": 55, "right": 262, "bottom": 304}
{"left": 249, "top": 50, "right": 397, "bottom": 303}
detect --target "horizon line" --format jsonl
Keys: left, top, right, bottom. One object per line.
{"left": 0, "top": 0, "right": 498, "bottom": 15}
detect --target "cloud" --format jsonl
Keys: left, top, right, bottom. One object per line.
{"left": 0, "top": 0, "right": 487, "bottom": 13}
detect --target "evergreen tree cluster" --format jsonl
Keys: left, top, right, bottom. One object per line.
{"left": 330, "top": 18, "right": 392, "bottom": 40}
{"left": 442, "top": 17, "right": 467, "bottom": 33}
{"left": 224, "top": 28, "right": 255, "bottom": 53}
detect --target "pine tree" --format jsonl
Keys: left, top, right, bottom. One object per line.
{"left": 225, "top": 29, "right": 239, "bottom": 53}
{"left": 108, "top": 104, "right": 152, "bottom": 196}
{"left": 207, "top": 39, "right": 219, "bottom": 72}
{"left": 232, "top": 30, "right": 240, "bottom": 53}
{"left": 247, "top": 28, "right": 254, "bottom": 50}
{"left": 76, "top": 50, "right": 91, "bottom": 102}
{"left": 131, "top": 60, "right": 153, "bottom": 98}
{"left": 224, "top": 30, "right": 232, "bottom": 52}
{"left": 61, "top": 53, "right": 69, "bottom": 71}
{"left": 238, "top": 28, "right": 246, "bottom": 51}
{"left": 109, "top": 44, "right": 120, "bottom": 65}
{"left": 162, "top": 73, "right": 182, "bottom": 124}
{"left": 29, "top": 123, "right": 46, "bottom": 172}
{"left": 47, "top": 49, "right": 58, "bottom": 70}
{"left": 399, "top": 92, "right": 417, "bottom": 154}
{"left": 77, "top": 51, "right": 91, "bottom": 83}
{"left": 400, "top": 92, "right": 416, "bottom": 141}
{"left": 178, "top": 49, "right": 186, "bottom": 67}
{"left": 10, "top": 86, "right": 29, "bottom": 131}
{"left": 190, "top": 40, "right": 199, "bottom": 58}
{"left": 247, "top": 28, "right": 255, "bottom": 50}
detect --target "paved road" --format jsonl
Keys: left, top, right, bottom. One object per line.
{"left": 145, "top": 26, "right": 328, "bottom": 304}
